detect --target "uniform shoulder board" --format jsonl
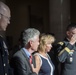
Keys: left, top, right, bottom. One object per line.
{"left": 58, "top": 42, "right": 64, "bottom": 46}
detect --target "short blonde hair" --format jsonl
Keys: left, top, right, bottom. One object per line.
{"left": 38, "top": 34, "right": 55, "bottom": 52}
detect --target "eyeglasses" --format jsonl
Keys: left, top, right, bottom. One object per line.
{"left": 0, "top": 13, "right": 10, "bottom": 21}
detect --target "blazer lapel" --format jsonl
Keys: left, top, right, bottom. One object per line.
{"left": 21, "top": 49, "right": 32, "bottom": 69}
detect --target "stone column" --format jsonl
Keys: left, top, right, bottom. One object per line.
{"left": 49, "top": 0, "right": 70, "bottom": 42}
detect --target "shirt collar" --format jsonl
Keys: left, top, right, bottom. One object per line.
{"left": 22, "top": 47, "right": 31, "bottom": 58}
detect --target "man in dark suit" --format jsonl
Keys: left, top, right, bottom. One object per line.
{"left": 0, "top": 1, "right": 13, "bottom": 75}
{"left": 11, "top": 28, "right": 40, "bottom": 75}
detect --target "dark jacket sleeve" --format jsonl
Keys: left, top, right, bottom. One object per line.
{"left": 56, "top": 42, "right": 71, "bottom": 63}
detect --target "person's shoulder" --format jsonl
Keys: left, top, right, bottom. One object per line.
{"left": 54, "top": 40, "right": 65, "bottom": 50}
{"left": 34, "top": 52, "right": 42, "bottom": 67}
{"left": 13, "top": 49, "right": 22, "bottom": 57}
{"left": 57, "top": 41, "right": 64, "bottom": 46}
{"left": 33, "top": 52, "right": 40, "bottom": 56}
{"left": 33, "top": 52, "right": 41, "bottom": 59}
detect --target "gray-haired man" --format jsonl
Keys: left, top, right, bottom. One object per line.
{"left": 11, "top": 28, "right": 40, "bottom": 75}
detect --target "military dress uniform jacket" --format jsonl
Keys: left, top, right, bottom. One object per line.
{"left": 56, "top": 38, "right": 76, "bottom": 75}
{"left": 11, "top": 48, "right": 37, "bottom": 75}
{"left": 0, "top": 36, "right": 13, "bottom": 75}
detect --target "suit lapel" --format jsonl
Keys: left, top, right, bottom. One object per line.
{"left": 21, "top": 49, "right": 32, "bottom": 69}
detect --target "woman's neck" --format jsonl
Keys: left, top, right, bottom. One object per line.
{"left": 38, "top": 51, "right": 47, "bottom": 58}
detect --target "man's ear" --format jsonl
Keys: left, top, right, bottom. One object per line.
{"left": 66, "top": 31, "right": 69, "bottom": 36}
{"left": 29, "top": 40, "right": 33, "bottom": 46}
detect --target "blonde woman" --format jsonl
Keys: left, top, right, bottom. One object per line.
{"left": 32, "top": 34, "right": 55, "bottom": 75}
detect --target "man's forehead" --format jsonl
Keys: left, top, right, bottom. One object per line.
{"left": 0, "top": 2, "right": 11, "bottom": 17}
{"left": 69, "top": 28, "right": 76, "bottom": 33}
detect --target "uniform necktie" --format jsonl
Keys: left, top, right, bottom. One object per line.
{"left": 29, "top": 55, "right": 32, "bottom": 64}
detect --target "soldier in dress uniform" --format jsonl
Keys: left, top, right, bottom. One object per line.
{"left": 0, "top": 1, "right": 13, "bottom": 75}
{"left": 55, "top": 23, "right": 76, "bottom": 75}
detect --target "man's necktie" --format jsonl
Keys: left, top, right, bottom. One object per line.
{"left": 29, "top": 55, "right": 32, "bottom": 64}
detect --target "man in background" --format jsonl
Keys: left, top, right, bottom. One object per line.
{"left": 56, "top": 23, "right": 76, "bottom": 75}
{"left": 0, "top": 1, "right": 13, "bottom": 75}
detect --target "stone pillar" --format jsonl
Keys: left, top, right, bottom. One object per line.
{"left": 49, "top": 0, "right": 70, "bottom": 42}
